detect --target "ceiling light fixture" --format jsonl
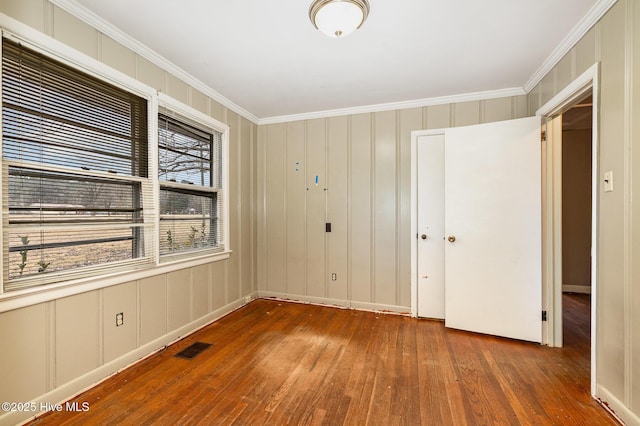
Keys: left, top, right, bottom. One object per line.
{"left": 309, "top": 0, "right": 370, "bottom": 38}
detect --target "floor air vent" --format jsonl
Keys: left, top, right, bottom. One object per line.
{"left": 174, "top": 342, "right": 212, "bottom": 359}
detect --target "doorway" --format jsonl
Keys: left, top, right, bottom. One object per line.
{"left": 558, "top": 106, "right": 596, "bottom": 415}
{"left": 536, "top": 63, "right": 599, "bottom": 395}
{"left": 561, "top": 94, "right": 593, "bottom": 297}
{"left": 560, "top": 93, "right": 593, "bottom": 354}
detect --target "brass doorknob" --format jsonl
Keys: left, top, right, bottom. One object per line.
{"left": 447, "top": 235, "right": 456, "bottom": 242}
{"left": 421, "top": 234, "right": 427, "bottom": 240}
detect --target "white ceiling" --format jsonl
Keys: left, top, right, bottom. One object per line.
{"left": 62, "top": 0, "right": 611, "bottom": 123}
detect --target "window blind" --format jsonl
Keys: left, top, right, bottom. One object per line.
{"left": 158, "top": 111, "right": 224, "bottom": 258}
{"left": 2, "top": 38, "right": 153, "bottom": 290}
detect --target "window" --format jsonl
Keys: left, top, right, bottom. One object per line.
{"left": 2, "top": 38, "right": 153, "bottom": 290}
{"left": 158, "top": 103, "right": 225, "bottom": 259}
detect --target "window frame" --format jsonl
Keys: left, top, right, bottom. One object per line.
{"left": 156, "top": 93, "right": 230, "bottom": 263}
{"left": 0, "top": 34, "right": 157, "bottom": 291}
{"left": 0, "top": 27, "right": 231, "bottom": 302}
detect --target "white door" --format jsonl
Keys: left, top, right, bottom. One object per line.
{"left": 444, "top": 116, "right": 541, "bottom": 342}
{"left": 416, "top": 117, "right": 541, "bottom": 342}
{"left": 416, "top": 134, "right": 445, "bottom": 319}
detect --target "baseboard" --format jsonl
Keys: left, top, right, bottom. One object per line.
{"left": 3, "top": 296, "right": 251, "bottom": 426}
{"left": 349, "top": 300, "right": 411, "bottom": 315}
{"left": 562, "top": 284, "right": 592, "bottom": 294}
{"left": 597, "top": 384, "right": 639, "bottom": 425}
{"left": 256, "top": 291, "right": 410, "bottom": 315}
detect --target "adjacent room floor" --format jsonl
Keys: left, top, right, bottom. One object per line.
{"left": 32, "top": 294, "right": 616, "bottom": 425}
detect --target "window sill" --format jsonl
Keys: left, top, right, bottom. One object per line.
{"left": 0, "top": 250, "right": 231, "bottom": 314}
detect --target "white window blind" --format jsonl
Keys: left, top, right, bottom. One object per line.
{"left": 2, "top": 38, "right": 154, "bottom": 290}
{"left": 158, "top": 108, "right": 224, "bottom": 259}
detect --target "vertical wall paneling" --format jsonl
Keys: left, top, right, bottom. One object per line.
{"left": 257, "top": 95, "right": 546, "bottom": 313}
{"left": 286, "top": 121, "right": 306, "bottom": 296}
{"left": 555, "top": 52, "right": 574, "bottom": 95}
{"left": 100, "top": 34, "right": 135, "bottom": 78}
{"left": 209, "top": 99, "right": 226, "bottom": 124}
{"left": 264, "top": 124, "right": 287, "bottom": 293}
{"left": 257, "top": 125, "right": 267, "bottom": 292}
{"left": 513, "top": 95, "right": 530, "bottom": 119}
{"left": 55, "top": 292, "right": 100, "bottom": 386}
{"left": 135, "top": 55, "right": 166, "bottom": 91}
{"left": 539, "top": 71, "right": 556, "bottom": 108}
{"left": 453, "top": 101, "right": 481, "bottom": 127}
{"left": 210, "top": 260, "right": 227, "bottom": 310}
{"left": 575, "top": 28, "right": 597, "bottom": 80}
{"left": 240, "top": 118, "right": 255, "bottom": 297}
{"left": 167, "top": 269, "right": 192, "bottom": 331}
{"left": 0, "top": 304, "right": 47, "bottom": 402}
{"left": 190, "top": 88, "right": 209, "bottom": 115}
{"left": 166, "top": 74, "right": 189, "bottom": 105}
{"left": 528, "top": 85, "right": 542, "bottom": 117}
{"left": 98, "top": 289, "right": 104, "bottom": 367}
{"left": 623, "top": 0, "right": 634, "bottom": 410}
{"left": 349, "top": 114, "right": 373, "bottom": 303}
{"left": 425, "top": 104, "right": 451, "bottom": 129}
{"left": 192, "top": 264, "right": 210, "bottom": 319}
{"left": 51, "top": 6, "right": 97, "bottom": 59}
{"left": 0, "top": 0, "right": 47, "bottom": 32}
{"left": 306, "top": 119, "right": 327, "bottom": 298}
{"left": 250, "top": 121, "right": 258, "bottom": 297}
{"left": 597, "top": 0, "right": 626, "bottom": 399}
{"left": 483, "top": 97, "right": 513, "bottom": 123}
{"left": 139, "top": 275, "right": 168, "bottom": 345}
{"left": 228, "top": 109, "right": 241, "bottom": 301}
{"left": 44, "top": 1, "right": 53, "bottom": 39}
{"left": 327, "top": 116, "right": 349, "bottom": 301}
{"left": 135, "top": 282, "right": 141, "bottom": 352}
{"left": 46, "top": 301, "right": 55, "bottom": 391}
{"left": 398, "top": 108, "right": 423, "bottom": 307}
{"left": 227, "top": 111, "right": 241, "bottom": 303}
{"left": 103, "top": 282, "right": 137, "bottom": 364}
{"left": 373, "top": 111, "right": 397, "bottom": 305}
{"left": 632, "top": 0, "right": 640, "bottom": 412}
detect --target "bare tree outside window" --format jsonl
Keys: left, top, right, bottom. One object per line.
{"left": 158, "top": 113, "right": 222, "bottom": 257}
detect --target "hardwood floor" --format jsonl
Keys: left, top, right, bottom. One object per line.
{"left": 32, "top": 294, "right": 616, "bottom": 425}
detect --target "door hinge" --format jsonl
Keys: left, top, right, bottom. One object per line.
{"left": 541, "top": 131, "right": 546, "bottom": 142}
{"left": 542, "top": 310, "right": 547, "bottom": 321}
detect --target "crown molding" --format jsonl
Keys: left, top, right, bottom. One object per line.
{"left": 49, "top": 0, "right": 260, "bottom": 124}
{"left": 258, "top": 87, "right": 526, "bottom": 125}
{"left": 523, "top": 0, "right": 617, "bottom": 93}
{"left": 49, "top": 0, "right": 615, "bottom": 126}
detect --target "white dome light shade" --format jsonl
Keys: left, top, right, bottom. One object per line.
{"left": 309, "top": 0, "right": 370, "bottom": 38}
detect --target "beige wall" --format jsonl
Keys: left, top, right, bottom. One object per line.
{"left": 562, "top": 128, "right": 592, "bottom": 291}
{"left": 529, "top": 0, "right": 639, "bottom": 422}
{"left": 0, "top": 2, "right": 257, "bottom": 425}
{"left": 257, "top": 97, "right": 529, "bottom": 311}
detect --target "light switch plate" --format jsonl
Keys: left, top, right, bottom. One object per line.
{"left": 604, "top": 171, "right": 613, "bottom": 192}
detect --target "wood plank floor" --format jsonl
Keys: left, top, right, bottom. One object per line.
{"left": 32, "top": 294, "right": 617, "bottom": 425}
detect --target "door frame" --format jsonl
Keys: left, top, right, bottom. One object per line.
{"left": 411, "top": 129, "right": 444, "bottom": 318}
{"left": 410, "top": 64, "right": 599, "bottom": 355}
{"left": 537, "top": 63, "right": 600, "bottom": 396}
